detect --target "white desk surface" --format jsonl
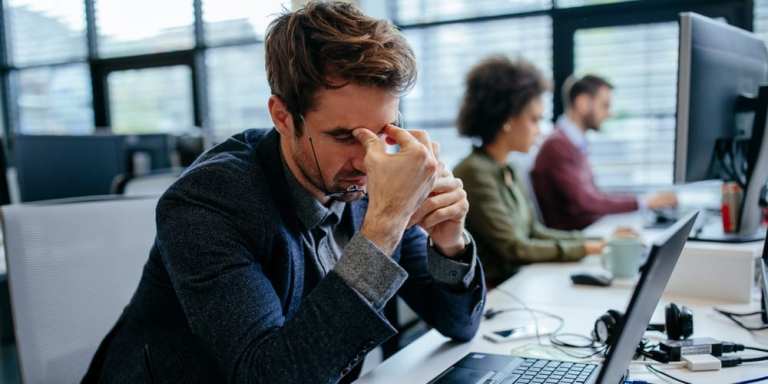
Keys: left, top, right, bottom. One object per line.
{"left": 355, "top": 213, "right": 768, "bottom": 384}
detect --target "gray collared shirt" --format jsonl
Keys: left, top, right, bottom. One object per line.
{"left": 281, "top": 160, "right": 477, "bottom": 311}
{"left": 557, "top": 114, "right": 589, "bottom": 154}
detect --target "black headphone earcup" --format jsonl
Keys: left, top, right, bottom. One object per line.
{"left": 607, "top": 310, "right": 623, "bottom": 326}
{"left": 665, "top": 303, "right": 693, "bottom": 340}
{"left": 678, "top": 305, "right": 694, "bottom": 339}
{"left": 594, "top": 310, "right": 623, "bottom": 345}
{"left": 665, "top": 303, "right": 681, "bottom": 339}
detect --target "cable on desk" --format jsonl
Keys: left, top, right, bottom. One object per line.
{"left": 647, "top": 363, "right": 768, "bottom": 384}
{"left": 744, "top": 346, "right": 768, "bottom": 354}
{"left": 645, "top": 364, "right": 691, "bottom": 384}
{"left": 733, "top": 376, "right": 768, "bottom": 384}
{"left": 714, "top": 308, "right": 768, "bottom": 331}
{"left": 493, "top": 287, "right": 608, "bottom": 359}
{"left": 493, "top": 287, "right": 546, "bottom": 345}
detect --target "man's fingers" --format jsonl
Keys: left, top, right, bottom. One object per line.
{"left": 420, "top": 201, "right": 467, "bottom": 229}
{"left": 413, "top": 175, "right": 463, "bottom": 226}
{"left": 413, "top": 187, "right": 466, "bottom": 226}
{"left": 431, "top": 176, "right": 462, "bottom": 195}
{"left": 408, "top": 205, "right": 429, "bottom": 228}
{"left": 431, "top": 141, "right": 440, "bottom": 161}
{"left": 353, "top": 128, "right": 384, "bottom": 151}
{"left": 409, "top": 129, "right": 432, "bottom": 151}
{"left": 383, "top": 125, "right": 419, "bottom": 148}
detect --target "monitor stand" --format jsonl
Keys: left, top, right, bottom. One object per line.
{"left": 763, "top": 295, "right": 767, "bottom": 325}
{"left": 762, "top": 259, "right": 768, "bottom": 325}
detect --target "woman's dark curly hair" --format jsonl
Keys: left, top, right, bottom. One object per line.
{"left": 457, "top": 56, "right": 548, "bottom": 146}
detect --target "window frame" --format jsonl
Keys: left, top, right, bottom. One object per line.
{"left": 392, "top": 0, "right": 752, "bottom": 122}
{"left": 392, "top": 0, "right": 753, "bottom": 189}
{"left": 0, "top": 0, "right": 755, "bottom": 159}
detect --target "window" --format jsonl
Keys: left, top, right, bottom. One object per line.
{"left": 401, "top": 16, "right": 553, "bottom": 168}
{"left": 393, "top": 0, "right": 549, "bottom": 24}
{"left": 202, "top": 0, "right": 289, "bottom": 45}
{"left": 6, "top": 0, "right": 87, "bottom": 66}
{"left": 108, "top": 66, "right": 194, "bottom": 134}
{"left": 15, "top": 64, "right": 94, "bottom": 134}
{"left": 556, "top": 0, "right": 634, "bottom": 7}
{"left": 574, "top": 22, "right": 678, "bottom": 190}
{"left": 756, "top": 0, "right": 768, "bottom": 41}
{"left": 207, "top": 45, "right": 273, "bottom": 138}
{"left": 95, "top": 0, "right": 195, "bottom": 58}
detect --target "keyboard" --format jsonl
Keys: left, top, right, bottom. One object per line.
{"left": 499, "top": 358, "right": 598, "bottom": 384}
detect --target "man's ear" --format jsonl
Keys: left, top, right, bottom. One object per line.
{"left": 572, "top": 93, "right": 590, "bottom": 114}
{"left": 269, "top": 95, "right": 297, "bottom": 137}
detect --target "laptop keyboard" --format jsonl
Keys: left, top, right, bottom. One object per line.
{"left": 497, "top": 358, "right": 597, "bottom": 384}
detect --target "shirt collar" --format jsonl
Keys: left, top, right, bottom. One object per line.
{"left": 557, "top": 114, "right": 589, "bottom": 153}
{"left": 280, "top": 152, "right": 345, "bottom": 230}
{"left": 473, "top": 146, "right": 517, "bottom": 179}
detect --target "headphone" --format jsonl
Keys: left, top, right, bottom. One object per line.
{"left": 592, "top": 303, "right": 693, "bottom": 345}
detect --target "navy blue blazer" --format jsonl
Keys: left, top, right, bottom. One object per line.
{"left": 85, "top": 129, "right": 486, "bottom": 383}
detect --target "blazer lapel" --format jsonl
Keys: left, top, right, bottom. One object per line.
{"left": 254, "top": 129, "right": 305, "bottom": 318}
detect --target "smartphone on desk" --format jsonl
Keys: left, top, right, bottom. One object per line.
{"left": 483, "top": 324, "right": 556, "bottom": 343}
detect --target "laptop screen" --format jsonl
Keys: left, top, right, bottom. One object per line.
{"left": 596, "top": 212, "right": 699, "bottom": 383}
{"left": 761, "top": 227, "right": 768, "bottom": 323}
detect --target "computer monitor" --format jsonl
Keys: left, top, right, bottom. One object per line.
{"left": 14, "top": 134, "right": 177, "bottom": 202}
{"left": 675, "top": 13, "right": 768, "bottom": 242}
{"left": 14, "top": 135, "right": 126, "bottom": 202}
{"left": 0, "top": 138, "right": 11, "bottom": 206}
{"left": 762, "top": 228, "right": 768, "bottom": 323}
{"left": 124, "top": 134, "right": 175, "bottom": 175}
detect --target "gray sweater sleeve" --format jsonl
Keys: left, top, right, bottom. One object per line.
{"left": 334, "top": 233, "right": 408, "bottom": 311}
{"left": 427, "top": 229, "right": 477, "bottom": 288}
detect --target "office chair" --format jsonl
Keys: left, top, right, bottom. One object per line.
{"left": 112, "top": 168, "right": 182, "bottom": 196}
{"left": 2, "top": 196, "right": 157, "bottom": 384}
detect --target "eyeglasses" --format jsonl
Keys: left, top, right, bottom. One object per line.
{"left": 298, "top": 111, "right": 406, "bottom": 200}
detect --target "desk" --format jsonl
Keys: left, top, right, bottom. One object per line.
{"left": 355, "top": 214, "right": 768, "bottom": 384}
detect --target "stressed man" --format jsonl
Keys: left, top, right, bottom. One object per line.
{"left": 84, "top": 2, "right": 485, "bottom": 383}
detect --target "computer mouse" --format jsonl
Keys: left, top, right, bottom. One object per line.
{"left": 570, "top": 272, "right": 613, "bottom": 287}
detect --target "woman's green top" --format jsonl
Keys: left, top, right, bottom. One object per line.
{"left": 454, "top": 148, "right": 587, "bottom": 285}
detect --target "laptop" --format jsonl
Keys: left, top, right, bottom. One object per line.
{"left": 428, "top": 211, "right": 700, "bottom": 384}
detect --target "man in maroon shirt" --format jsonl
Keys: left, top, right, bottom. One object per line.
{"left": 531, "top": 75, "right": 677, "bottom": 230}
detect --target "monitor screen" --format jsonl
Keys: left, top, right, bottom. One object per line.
{"left": 674, "top": 13, "right": 768, "bottom": 184}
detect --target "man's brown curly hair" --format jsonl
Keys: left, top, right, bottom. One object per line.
{"left": 265, "top": 1, "right": 417, "bottom": 135}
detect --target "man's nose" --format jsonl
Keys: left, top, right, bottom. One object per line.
{"left": 351, "top": 146, "right": 366, "bottom": 171}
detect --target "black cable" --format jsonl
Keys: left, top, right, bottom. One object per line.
{"left": 715, "top": 139, "right": 742, "bottom": 185}
{"left": 647, "top": 357, "right": 768, "bottom": 384}
{"left": 550, "top": 332, "right": 600, "bottom": 349}
{"left": 734, "top": 375, "right": 768, "bottom": 384}
{"left": 645, "top": 364, "right": 691, "bottom": 384}
{"left": 714, "top": 308, "right": 768, "bottom": 331}
{"left": 731, "top": 138, "right": 747, "bottom": 186}
{"left": 717, "top": 309, "right": 765, "bottom": 317}
{"left": 745, "top": 346, "right": 768, "bottom": 354}
{"left": 549, "top": 332, "right": 609, "bottom": 359}
{"left": 741, "top": 355, "right": 768, "bottom": 363}
{"left": 552, "top": 345, "right": 607, "bottom": 360}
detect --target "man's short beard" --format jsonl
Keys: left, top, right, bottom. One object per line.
{"left": 294, "top": 148, "right": 366, "bottom": 202}
{"left": 585, "top": 112, "right": 601, "bottom": 131}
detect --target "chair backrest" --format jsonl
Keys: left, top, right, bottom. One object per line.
{"left": 2, "top": 196, "right": 158, "bottom": 384}
{"left": 508, "top": 152, "right": 544, "bottom": 221}
{"left": 120, "top": 169, "right": 181, "bottom": 197}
